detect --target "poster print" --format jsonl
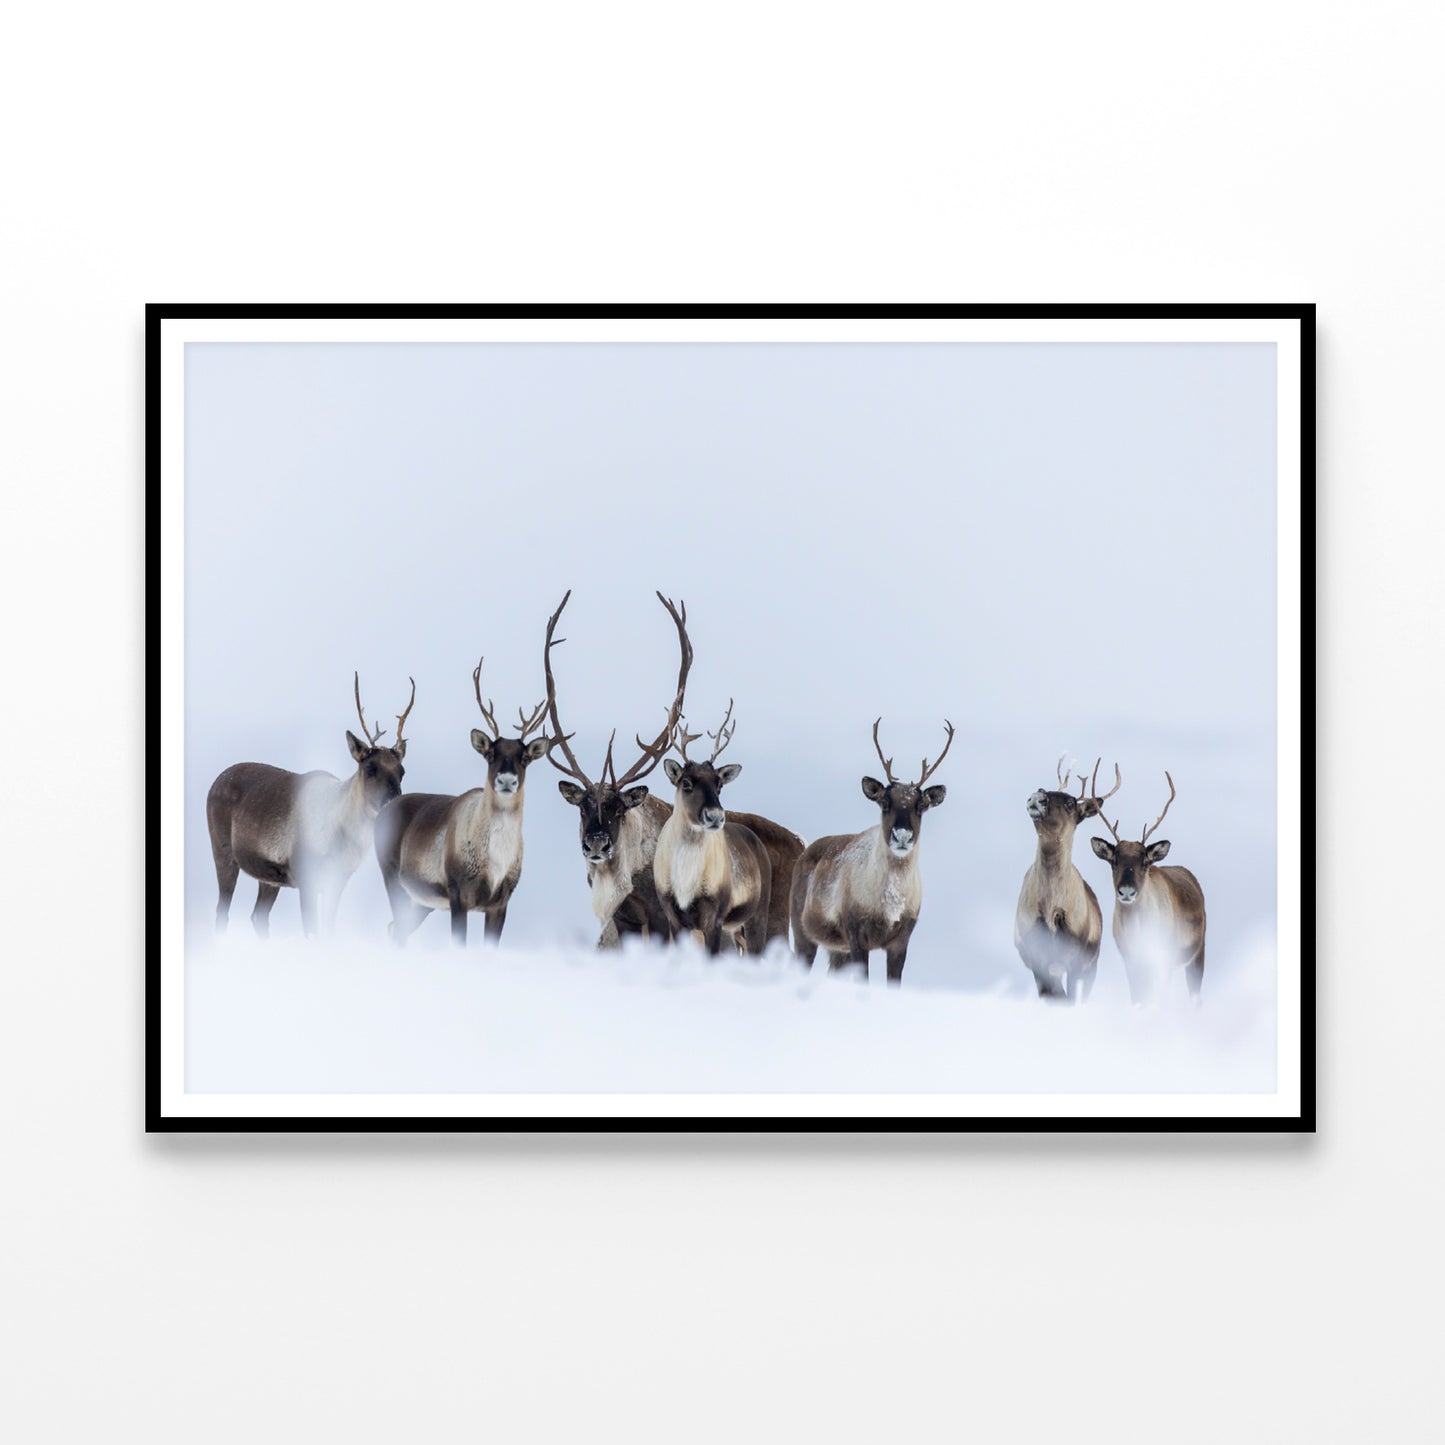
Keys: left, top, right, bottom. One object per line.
{"left": 148, "top": 305, "right": 1313, "bottom": 1130}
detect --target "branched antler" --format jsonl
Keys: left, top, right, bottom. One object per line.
{"left": 614, "top": 593, "right": 692, "bottom": 788}
{"left": 471, "top": 657, "right": 501, "bottom": 740}
{"left": 707, "top": 698, "right": 736, "bottom": 764}
{"left": 544, "top": 590, "right": 692, "bottom": 791}
{"left": 917, "top": 720, "right": 955, "bottom": 787}
{"left": 1141, "top": 771, "right": 1177, "bottom": 844}
{"left": 673, "top": 717, "right": 704, "bottom": 763}
{"left": 1057, "top": 753, "right": 1069, "bottom": 790}
{"left": 354, "top": 672, "right": 388, "bottom": 746}
{"left": 1073, "top": 758, "right": 1121, "bottom": 805}
{"left": 514, "top": 695, "right": 549, "bottom": 741}
{"left": 393, "top": 677, "right": 416, "bottom": 746}
{"left": 541, "top": 590, "right": 589, "bottom": 785}
{"left": 872, "top": 718, "right": 898, "bottom": 784}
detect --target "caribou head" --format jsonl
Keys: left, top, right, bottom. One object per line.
{"left": 1026, "top": 756, "right": 1122, "bottom": 843}
{"left": 862, "top": 718, "right": 954, "bottom": 857}
{"left": 348, "top": 672, "right": 414, "bottom": 817}
{"left": 545, "top": 590, "right": 693, "bottom": 863}
{"left": 469, "top": 658, "right": 550, "bottom": 797}
{"left": 662, "top": 700, "right": 743, "bottom": 834}
{"left": 1091, "top": 772, "right": 1178, "bottom": 905}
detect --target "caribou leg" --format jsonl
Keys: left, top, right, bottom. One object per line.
{"left": 484, "top": 903, "right": 508, "bottom": 944}
{"left": 251, "top": 882, "right": 280, "bottom": 939}
{"left": 448, "top": 886, "right": 468, "bottom": 947}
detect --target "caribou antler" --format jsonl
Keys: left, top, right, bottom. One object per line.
{"left": 471, "top": 657, "right": 501, "bottom": 740}
{"left": 614, "top": 592, "right": 692, "bottom": 788}
{"left": 1057, "top": 753, "right": 1069, "bottom": 790}
{"left": 917, "top": 720, "right": 955, "bottom": 787}
{"left": 353, "top": 671, "right": 388, "bottom": 746}
{"left": 872, "top": 718, "right": 898, "bottom": 784}
{"left": 1141, "top": 771, "right": 1177, "bottom": 844}
{"left": 393, "top": 677, "right": 416, "bottom": 747}
{"left": 673, "top": 717, "right": 704, "bottom": 763}
{"left": 514, "top": 695, "right": 549, "bottom": 741}
{"left": 543, "top": 590, "right": 692, "bottom": 791}
{"left": 707, "top": 698, "right": 736, "bottom": 764}
{"left": 541, "top": 590, "right": 590, "bottom": 786}
{"left": 1073, "top": 758, "right": 1121, "bottom": 805}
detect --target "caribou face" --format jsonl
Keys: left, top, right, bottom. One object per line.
{"left": 663, "top": 758, "right": 740, "bottom": 832}
{"left": 471, "top": 730, "right": 550, "bottom": 798}
{"left": 1091, "top": 836, "right": 1172, "bottom": 905}
{"left": 861, "top": 776, "right": 946, "bottom": 857}
{"left": 557, "top": 780, "right": 651, "bottom": 862}
{"left": 1026, "top": 787, "right": 1100, "bottom": 839}
{"left": 346, "top": 730, "right": 406, "bottom": 817}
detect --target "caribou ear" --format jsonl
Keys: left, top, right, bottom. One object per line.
{"left": 716, "top": 763, "right": 742, "bottom": 786}
{"left": 1090, "top": 837, "right": 1116, "bottom": 863}
{"left": 524, "top": 735, "right": 550, "bottom": 762}
{"left": 470, "top": 729, "right": 494, "bottom": 758}
{"left": 393, "top": 738, "right": 407, "bottom": 760}
{"left": 558, "top": 781, "right": 587, "bottom": 806}
{"left": 1077, "top": 796, "right": 1099, "bottom": 819}
{"left": 621, "top": 785, "right": 651, "bottom": 810}
{"left": 1146, "top": 839, "right": 1171, "bottom": 863}
{"left": 346, "top": 730, "right": 369, "bottom": 762}
{"left": 663, "top": 759, "right": 684, "bottom": 785}
{"left": 921, "top": 784, "right": 947, "bottom": 809}
{"left": 861, "top": 776, "right": 886, "bottom": 803}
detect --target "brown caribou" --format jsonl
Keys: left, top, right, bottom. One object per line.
{"left": 653, "top": 703, "right": 779, "bottom": 956}
{"left": 1014, "top": 757, "right": 1121, "bottom": 1002}
{"left": 207, "top": 674, "right": 414, "bottom": 938}
{"left": 1090, "top": 772, "right": 1208, "bottom": 1003}
{"left": 374, "top": 657, "right": 550, "bottom": 947}
{"left": 790, "top": 719, "right": 952, "bottom": 984}
{"left": 544, "top": 589, "right": 693, "bottom": 947}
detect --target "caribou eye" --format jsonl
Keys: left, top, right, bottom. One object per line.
{"left": 681, "top": 779, "right": 693, "bottom": 792}
{"left": 365, "top": 764, "right": 377, "bottom": 777}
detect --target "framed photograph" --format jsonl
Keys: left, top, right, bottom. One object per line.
{"left": 149, "top": 304, "right": 1314, "bottom": 1132}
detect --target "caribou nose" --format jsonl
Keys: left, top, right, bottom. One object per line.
{"left": 890, "top": 827, "right": 914, "bottom": 851}
{"left": 702, "top": 807, "right": 726, "bottom": 830}
{"left": 1117, "top": 884, "right": 1137, "bottom": 904}
{"left": 584, "top": 836, "right": 613, "bottom": 860}
{"left": 494, "top": 773, "right": 519, "bottom": 794}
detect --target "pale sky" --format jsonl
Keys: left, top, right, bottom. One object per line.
{"left": 184, "top": 340, "right": 1276, "bottom": 996}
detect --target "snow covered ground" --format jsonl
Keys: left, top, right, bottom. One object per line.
{"left": 183, "top": 930, "right": 1276, "bottom": 1096}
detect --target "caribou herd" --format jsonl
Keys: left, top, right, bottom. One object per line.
{"left": 206, "top": 592, "right": 1208, "bottom": 1001}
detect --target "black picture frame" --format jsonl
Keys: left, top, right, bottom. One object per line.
{"left": 147, "top": 302, "right": 1315, "bottom": 1134}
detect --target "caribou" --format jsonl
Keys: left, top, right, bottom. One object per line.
{"left": 545, "top": 589, "right": 693, "bottom": 946}
{"left": 1090, "top": 772, "right": 1208, "bottom": 1003}
{"left": 207, "top": 674, "right": 414, "bottom": 937}
{"left": 653, "top": 703, "right": 778, "bottom": 955}
{"left": 373, "top": 657, "right": 550, "bottom": 946}
{"left": 789, "top": 719, "right": 952, "bottom": 984}
{"left": 1014, "top": 757, "right": 1121, "bottom": 1002}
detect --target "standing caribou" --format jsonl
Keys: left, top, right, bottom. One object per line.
{"left": 547, "top": 595, "right": 805, "bottom": 950}
{"left": 207, "top": 674, "right": 414, "bottom": 937}
{"left": 545, "top": 589, "right": 693, "bottom": 946}
{"left": 653, "top": 704, "right": 779, "bottom": 956}
{"left": 373, "top": 657, "right": 551, "bottom": 946}
{"left": 790, "top": 719, "right": 952, "bottom": 984}
{"left": 1090, "top": 772, "right": 1207, "bottom": 1003}
{"left": 1014, "top": 758, "right": 1120, "bottom": 1002}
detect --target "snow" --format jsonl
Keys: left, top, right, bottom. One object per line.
{"left": 183, "top": 930, "right": 1276, "bottom": 1096}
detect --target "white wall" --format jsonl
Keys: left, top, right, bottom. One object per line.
{"left": 0, "top": 3, "right": 1431, "bottom": 1440}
